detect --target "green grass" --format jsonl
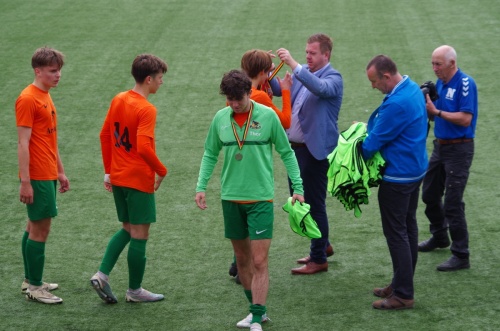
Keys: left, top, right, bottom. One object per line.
{"left": 1, "top": 0, "right": 499, "bottom": 330}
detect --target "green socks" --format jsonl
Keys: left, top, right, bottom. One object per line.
{"left": 26, "top": 239, "right": 45, "bottom": 286}
{"left": 98, "top": 229, "right": 148, "bottom": 290}
{"left": 244, "top": 289, "right": 253, "bottom": 303}
{"left": 245, "top": 291, "right": 266, "bottom": 324}
{"left": 99, "top": 228, "right": 131, "bottom": 275}
{"left": 128, "top": 238, "right": 147, "bottom": 290}
{"left": 22, "top": 231, "right": 29, "bottom": 279}
{"left": 250, "top": 304, "right": 266, "bottom": 324}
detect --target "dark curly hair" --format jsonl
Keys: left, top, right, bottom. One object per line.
{"left": 219, "top": 70, "right": 252, "bottom": 100}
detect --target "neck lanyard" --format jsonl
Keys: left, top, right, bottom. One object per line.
{"left": 231, "top": 102, "right": 253, "bottom": 150}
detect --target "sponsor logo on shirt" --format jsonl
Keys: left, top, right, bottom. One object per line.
{"left": 249, "top": 120, "right": 261, "bottom": 136}
{"left": 47, "top": 110, "right": 57, "bottom": 134}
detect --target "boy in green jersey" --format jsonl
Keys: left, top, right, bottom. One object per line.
{"left": 195, "top": 70, "right": 304, "bottom": 330}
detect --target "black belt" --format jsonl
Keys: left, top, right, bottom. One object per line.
{"left": 437, "top": 138, "right": 473, "bottom": 145}
{"left": 290, "top": 142, "right": 306, "bottom": 148}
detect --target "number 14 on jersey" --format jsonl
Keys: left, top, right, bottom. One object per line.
{"left": 113, "top": 122, "right": 133, "bottom": 152}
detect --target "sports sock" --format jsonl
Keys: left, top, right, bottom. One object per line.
{"left": 244, "top": 289, "right": 253, "bottom": 303}
{"left": 250, "top": 304, "right": 266, "bottom": 324}
{"left": 22, "top": 231, "right": 29, "bottom": 279}
{"left": 26, "top": 239, "right": 45, "bottom": 287}
{"left": 99, "top": 228, "right": 131, "bottom": 275}
{"left": 128, "top": 238, "right": 147, "bottom": 290}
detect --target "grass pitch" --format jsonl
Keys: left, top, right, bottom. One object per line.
{"left": 0, "top": 0, "right": 499, "bottom": 330}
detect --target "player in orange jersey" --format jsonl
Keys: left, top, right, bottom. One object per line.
{"left": 90, "top": 54, "right": 168, "bottom": 303}
{"left": 16, "top": 47, "right": 69, "bottom": 304}
{"left": 228, "top": 49, "right": 293, "bottom": 284}
{"left": 241, "top": 49, "right": 292, "bottom": 129}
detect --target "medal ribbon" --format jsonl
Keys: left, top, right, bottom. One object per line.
{"left": 231, "top": 102, "right": 253, "bottom": 150}
{"left": 268, "top": 61, "right": 285, "bottom": 81}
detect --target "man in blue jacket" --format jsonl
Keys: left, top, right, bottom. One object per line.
{"left": 362, "top": 55, "right": 428, "bottom": 310}
{"left": 275, "top": 33, "right": 343, "bottom": 274}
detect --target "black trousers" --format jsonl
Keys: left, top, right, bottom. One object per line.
{"left": 378, "top": 180, "right": 422, "bottom": 300}
{"left": 422, "top": 140, "right": 474, "bottom": 259}
{"left": 289, "top": 145, "right": 330, "bottom": 263}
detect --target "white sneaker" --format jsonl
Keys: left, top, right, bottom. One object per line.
{"left": 125, "top": 288, "right": 164, "bottom": 303}
{"left": 21, "top": 280, "right": 58, "bottom": 293}
{"left": 237, "top": 313, "right": 269, "bottom": 328}
{"left": 90, "top": 273, "right": 117, "bottom": 303}
{"left": 26, "top": 287, "right": 63, "bottom": 304}
{"left": 250, "top": 323, "right": 263, "bottom": 331}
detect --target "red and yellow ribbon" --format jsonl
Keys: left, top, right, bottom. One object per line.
{"left": 268, "top": 61, "right": 284, "bottom": 81}
{"left": 231, "top": 103, "right": 254, "bottom": 150}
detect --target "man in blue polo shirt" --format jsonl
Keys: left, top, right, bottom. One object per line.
{"left": 418, "top": 45, "right": 478, "bottom": 272}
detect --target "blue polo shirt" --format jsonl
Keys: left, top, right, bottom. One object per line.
{"left": 434, "top": 69, "right": 478, "bottom": 139}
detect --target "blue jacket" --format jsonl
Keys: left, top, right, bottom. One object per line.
{"left": 272, "top": 63, "right": 343, "bottom": 160}
{"left": 362, "top": 76, "right": 428, "bottom": 183}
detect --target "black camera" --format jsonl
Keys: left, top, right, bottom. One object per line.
{"left": 420, "top": 81, "right": 439, "bottom": 102}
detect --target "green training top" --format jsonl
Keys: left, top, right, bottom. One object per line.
{"left": 196, "top": 101, "right": 303, "bottom": 200}
{"left": 327, "top": 122, "right": 385, "bottom": 217}
{"left": 282, "top": 197, "right": 321, "bottom": 239}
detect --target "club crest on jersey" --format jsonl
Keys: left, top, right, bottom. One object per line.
{"left": 445, "top": 88, "right": 456, "bottom": 100}
{"left": 249, "top": 120, "right": 261, "bottom": 129}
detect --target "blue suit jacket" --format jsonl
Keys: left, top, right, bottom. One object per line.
{"left": 272, "top": 63, "right": 343, "bottom": 160}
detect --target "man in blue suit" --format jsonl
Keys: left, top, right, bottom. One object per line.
{"left": 275, "top": 33, "right": 343, "bottom": 274}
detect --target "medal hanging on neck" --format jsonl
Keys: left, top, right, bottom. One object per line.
{"left": 231, "top": 103, "right": 253, "bottom": 161}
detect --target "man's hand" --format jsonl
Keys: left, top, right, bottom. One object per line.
{"left": 103, "top": 181, "right": 112, "bottom": 192}
{"left": 277, "top": 48, "right": 299, "bottom": 70}
{"left": 195, "top": 192, "right": 207, "bottom": 210}
{"left": 154, "top": 175, "right": 165, "bottom": 191}
{"left": 58, "top": 174, "right": 70, "bottom": 193}
{"left": 103, "top": 174, "right": 112, "bottom": 192}
{"left": 291, "top": 194, "right": 305, "bottom": 205}
{"left": 19, "top": 181, "right": 34, "bottom": 204}
{"left": 278, "top": 71, "right": 293, "bottom": 90}
{"left": 425, "top": 94, "right": 438, "bottom": 117}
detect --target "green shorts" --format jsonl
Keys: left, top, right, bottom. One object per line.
{"left": 222, "top": 200, "right": 274, "bottom": 240}
{"left": 112, "top": 186, "right": 156, "bottom": 224}
{"left": 27, "top": 180, "right": 58, "bottom": 221}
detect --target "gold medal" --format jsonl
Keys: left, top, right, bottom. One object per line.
{"left": 235, "top": 153, "right": 243, "bottom": 161}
